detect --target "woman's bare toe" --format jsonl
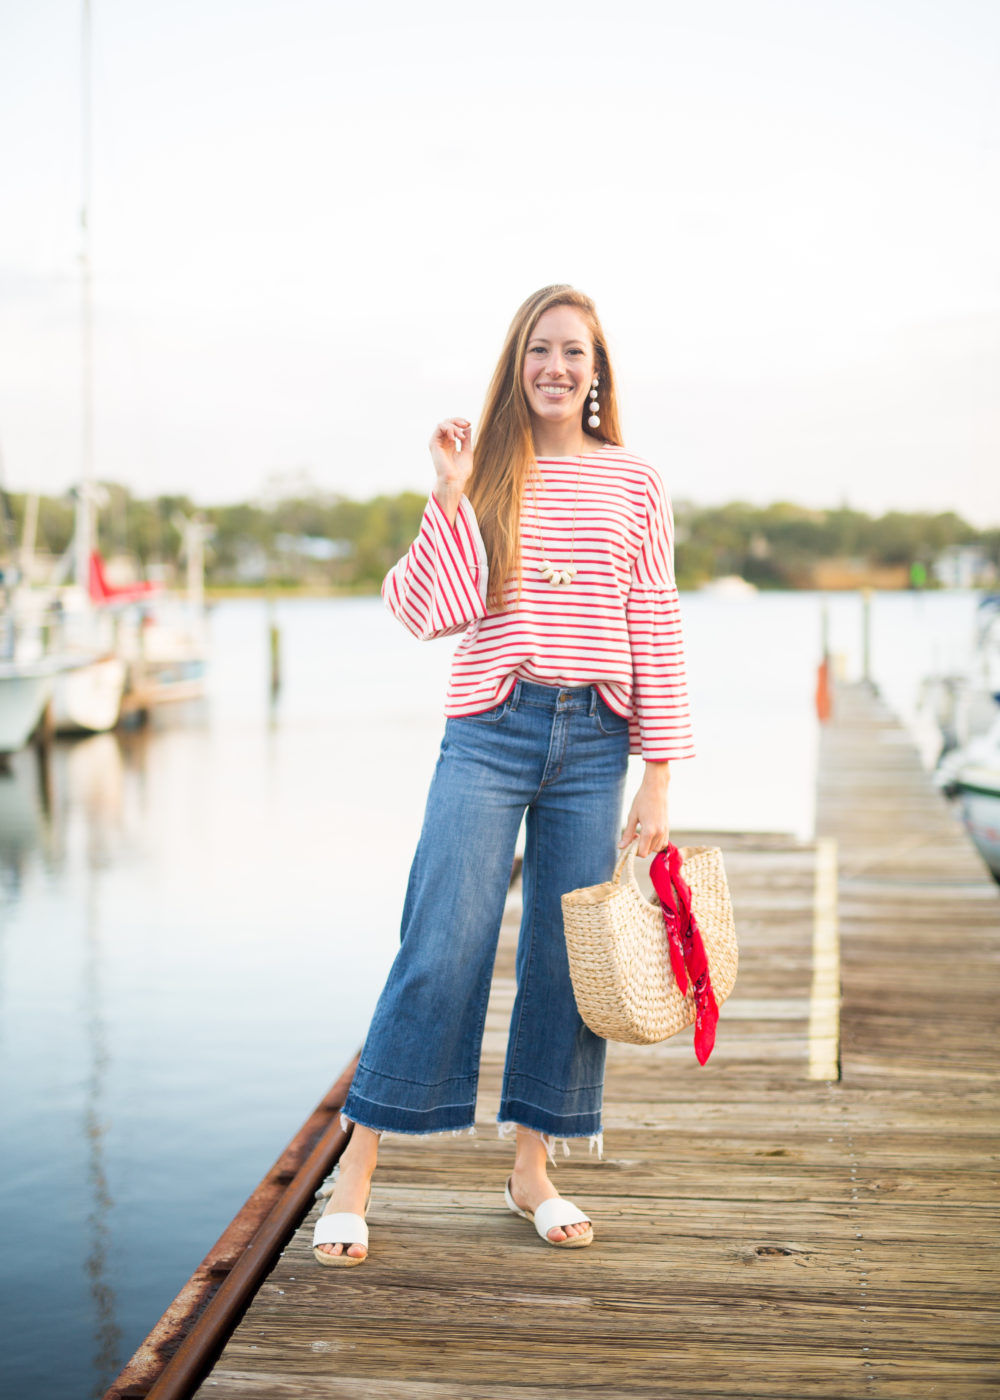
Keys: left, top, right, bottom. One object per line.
{"left": 549, "top": 1219, "right": 590, "bottom": 1243}
{"left": 316, "top": 1240, "right": 366, "bottom": 1259}
{"left": 317, "top": 1240, "right": 367, "bottom": 1260}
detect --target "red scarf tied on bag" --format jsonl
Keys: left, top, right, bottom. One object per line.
{"left": 649, "top": 845, "right": 720, "bottom": 1065}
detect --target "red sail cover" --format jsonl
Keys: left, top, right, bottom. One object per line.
{"left": 649, "top": 845, "right": 720, "bottom": 1064}
{"left": 89, "top": 551, "right": 160, "bottom": 606}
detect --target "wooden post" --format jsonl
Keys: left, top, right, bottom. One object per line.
{"left": 861, "top": 588, "right": 872, "bottom": 687}
{"left": 815, "top": 600, "right": 832, "bottom": 722}
{"left": 268, "top": 600, "right": 281, "bottom": 696}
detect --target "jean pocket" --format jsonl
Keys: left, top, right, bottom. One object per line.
{"left": 457, "top": 699, "right": 510, "bottom": 725}
{"left": 593, "top": 698, "right": 629, "bottom": 736}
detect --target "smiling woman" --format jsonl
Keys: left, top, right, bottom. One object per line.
{"left": 312, "top": 284, "right": 694, "bottom": 1265}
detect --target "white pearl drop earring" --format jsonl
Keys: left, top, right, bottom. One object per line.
{"left": 587, "top": 375, "right": 601, "bottom": 430}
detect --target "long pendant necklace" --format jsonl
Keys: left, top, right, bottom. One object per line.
{"left": 530, "top": 454, "right": 584, "bottom": 587}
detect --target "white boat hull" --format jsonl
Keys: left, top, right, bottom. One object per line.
{"left": 0, "top": 667, "right": 54, "bottom": 754}
{"left": 942, "top": 710, "right": 1000, "bottom": 881}
{"left": 52, "top": 655, "right": 127, "bottom": 734}
{"left": 957, "top": 785, "right": 1000, "bottom": 881}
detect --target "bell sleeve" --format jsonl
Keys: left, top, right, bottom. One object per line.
{"left": 626, "top": 472, "right": 695, "bottom": 761}
{"left": 382, "top": 493, "right": 488, "bottom": 640}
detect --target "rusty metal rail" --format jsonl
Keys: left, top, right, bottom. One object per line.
{"left": 104, "top": 1054, "right": 358, "bottom": 1400}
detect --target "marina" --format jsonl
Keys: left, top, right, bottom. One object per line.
{"left": 2, "top": 5, "right": 996, "bottom": 1396}
{"left": 1, "top": 591, "right": 996, "bottom": 1400}
{"left": 0, "top": 503, "right": 210, "bottom": 754}
{"left": 105, "top": 678, "right": 999, "bottom": 1399}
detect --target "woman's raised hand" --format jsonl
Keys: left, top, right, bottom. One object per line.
{"left": 430, "top": 418, "right": 472, "bottom": 523}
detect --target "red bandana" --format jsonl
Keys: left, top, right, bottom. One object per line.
{"left": 649, "top": 845, "right": 720, "bottom": 1064}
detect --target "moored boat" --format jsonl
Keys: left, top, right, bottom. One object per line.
{"left": 937, "top": 714, "right": 1000, "bottom": 882}
{"left": 0, "top": 657, "right": 56, "bottom": 755}
{"left": 51, "top": 652, "right": 128, "bottom": 734}
{"left": 0, "top": 653, "right": 96, "bottom": 756}
{"left": 699, "top": 574, "right": 758, "bottom": 599}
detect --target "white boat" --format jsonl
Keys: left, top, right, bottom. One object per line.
{"left": 937, "top": 714, "right": 1000, "bottom": 882}
{"left": 921, "top": 594, "right": 1000, "bottom": 759}
{"left": 957, "top": 786, "right": 1000, "bottom": 882}
{"left": 52, "top": 653, "right": 128, "bottom": 734}
{"left": 942, "top": 714, "right": 1000, "bottom": 798}
{"left": 699, "top": 575, "right": 758, "bottom": 599}
{"left": 117, "top": 606, "right": 209, "bottom": 715}
{"left": 13, "top": 515, "right": 208, "bottom": 733}
{"left": 15, "top": 551, "right": 208, "bottom": 732}
{"left": 3, "top": 568, "right": 127, "bottom": 738}
{"left": 0, "top": 658, "right": 55, "bottom": 755}
{"left": 0, "top": 654, "right": 94, "bottom": 756}
{"left": 972, "top": 593, "right": 1000, "bottom": 705}
{"left": 1, "top": 553, "right": 105, "bottom": 753}
{"left": 87, "top": 517, "right": 212, "bottom": 717}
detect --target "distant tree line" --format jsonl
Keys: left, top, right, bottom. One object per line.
{"left": 673, "top": 500, "right": 997, "bottom": 588}
{"left": 4, "top": 483, "right": 997, "bottom": 592}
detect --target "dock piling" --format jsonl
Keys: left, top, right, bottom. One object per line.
{"left": 268, "top": 600, "right": 281, "bottom": 696}
{"left": 860, "top": 586, "right": 873, "bottom": 687}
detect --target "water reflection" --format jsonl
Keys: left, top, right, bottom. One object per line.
{"left": 73, "top": 739, "right": 126, "bottom": 1394}
{"left": 0, "top": 745, "right": 50, "bottom": 888}
{"left": 83, "top": 870, "right": 122, "bottom": 1396}
{"left": 1, "top": 738, "right": 126, "bottom": 1395}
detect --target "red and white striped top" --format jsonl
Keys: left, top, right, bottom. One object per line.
{"left": 382, "top": 444, "right": 694, "bottom": 761}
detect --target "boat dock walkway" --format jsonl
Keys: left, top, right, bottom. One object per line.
{"left": 188, "top": 683, "right": 999, "bottom": 1399}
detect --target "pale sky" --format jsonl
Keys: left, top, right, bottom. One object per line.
{"left": 2, "top": 0, "right": 999, "bottom": 523}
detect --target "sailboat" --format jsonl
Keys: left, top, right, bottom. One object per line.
{"left": 43, "top": 506, "right": 210, "bottom": 730}
{"left": 39, "top": 0, "right": 208, "bottom": 733}
{"left": 0, "top": 653, "right": 67, "bottom": 756}
{"left": 0, "top": 481, "right": 101, "bottom": 755}
{"left": 0, "top": 602, "right": 102, "bottom": 756}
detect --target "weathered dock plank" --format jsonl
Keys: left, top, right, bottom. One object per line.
{"left": 194, "top": 683, "right": 1000, "bottom": 1399}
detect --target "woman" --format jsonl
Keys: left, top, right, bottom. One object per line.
{"left": 314, "top": 285, "right": 694, "bottom": 1264}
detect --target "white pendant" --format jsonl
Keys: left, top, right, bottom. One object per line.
{"left": 539, "top": 559, "right": 576, "bottom": 587}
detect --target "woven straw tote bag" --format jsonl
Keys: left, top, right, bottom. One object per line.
{"left": 561, "top": 839, "right": 738, "bottom": 1047}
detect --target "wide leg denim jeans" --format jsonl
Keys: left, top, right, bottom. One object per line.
{"left": 342, "top": 680, "right": 629, "bottom": 1140}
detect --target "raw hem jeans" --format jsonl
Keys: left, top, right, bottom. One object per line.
{"left": 342, "top": 680, "right": 629, "bottom": 1140}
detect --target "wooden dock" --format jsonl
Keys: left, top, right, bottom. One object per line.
{"left": 192, "top": 683, "right": 1000, "bottom": 1399}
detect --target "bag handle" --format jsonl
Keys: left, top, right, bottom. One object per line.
{"left": 612, "top": 835, "right": 680, "bottom": 888}
{"left": 611, "top": 836, "right": 642, "bottom": 888}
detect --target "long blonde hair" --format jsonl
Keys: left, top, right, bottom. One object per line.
{"left": 467, "top": 285, "right": 623, "bottom": 608}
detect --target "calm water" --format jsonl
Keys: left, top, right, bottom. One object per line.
{"left": 0, "top": 589, "right": 981, "bottom": 1398}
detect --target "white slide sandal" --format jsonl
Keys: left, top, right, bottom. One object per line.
{"left": 312, "top": 1208, "right": 370, "bottom": 1267}
{"left": 504, "top": 1177, "right": 594, "bottom": 1249}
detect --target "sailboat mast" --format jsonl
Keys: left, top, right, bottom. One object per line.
{"left": 74, "top": 0, "right": 95, "bottom": 594}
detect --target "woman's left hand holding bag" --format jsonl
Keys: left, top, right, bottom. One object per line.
{"left": 620, "top": 761, "right": 671, "bottom": 858}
